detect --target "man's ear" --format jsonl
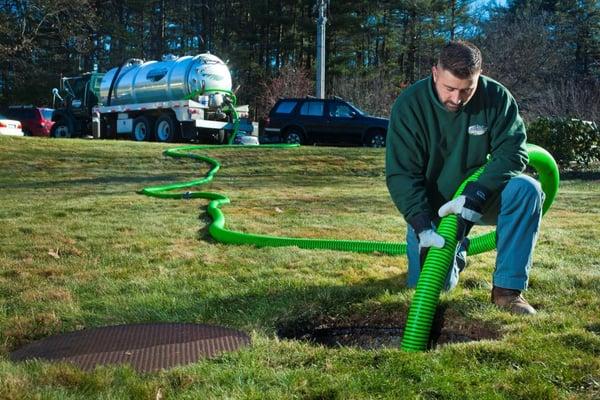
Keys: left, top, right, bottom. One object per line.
{"left": 432, "top": 65, "right": 438, "bottom": 82}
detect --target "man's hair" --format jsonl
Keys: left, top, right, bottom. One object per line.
{"left": 437, "top": 41, "right": 482, "bottom": 79}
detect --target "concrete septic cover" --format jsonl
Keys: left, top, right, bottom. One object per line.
{"left": 10, "top": 323, "right": 251, "bottom": 373}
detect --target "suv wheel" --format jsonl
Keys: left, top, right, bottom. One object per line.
{"left": 284, "top": 129, "right": 304, "bottom": 145}
{"left": 365, "top": 131, "right": 386, "bottom": 148}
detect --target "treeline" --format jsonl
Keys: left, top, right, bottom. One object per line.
{"left": 0, "top": 0, "right": 598, "bottom": 120}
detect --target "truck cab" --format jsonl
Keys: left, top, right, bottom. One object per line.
{"left": 51, "top": 72, "right": 104, "bottom": 137}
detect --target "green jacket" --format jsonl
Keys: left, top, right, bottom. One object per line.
{"left": 385, "top": 74, "right": 528, "bottom": 232}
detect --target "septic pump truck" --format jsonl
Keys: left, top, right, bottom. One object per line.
{"left": 50, "top": 53, "right": 251, "bottom": 143}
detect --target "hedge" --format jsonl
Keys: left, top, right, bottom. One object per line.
{"left": 526, "top": 117, "right": 600, "bottom": 167}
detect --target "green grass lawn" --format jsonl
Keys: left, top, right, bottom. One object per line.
{"left": 1, "top": 136, "right": 599, "bottom": 399}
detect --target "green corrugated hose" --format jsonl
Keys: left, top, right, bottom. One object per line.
{"left": 141, "top": 144, "right": 408, "bottom": 254}
{"left": 141, "top": 143, "right": 559, "bottom": 351}
{"left": 401, "top": 144, "right": 559, "bottom": 351}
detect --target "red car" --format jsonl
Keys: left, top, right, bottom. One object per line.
{"left": 5, "top": 106, "right": 55, "bottom": 136}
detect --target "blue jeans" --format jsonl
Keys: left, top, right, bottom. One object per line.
{"left": 406, "top": 175, "right": 544, "bottom": 291}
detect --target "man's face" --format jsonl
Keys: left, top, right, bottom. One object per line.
{"left": 432, "top": 65, "right": 480, "bottom": 112}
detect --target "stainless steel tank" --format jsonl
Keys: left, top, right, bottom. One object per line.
{"left": 99, "top": 53, "right": 232, "bottom": 106}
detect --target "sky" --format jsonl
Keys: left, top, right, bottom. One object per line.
{"left": 469, "top": 0, "right": 509, "bottom": 20}
{"left": 472, "top": 0, "right": 508, "bottom": 9}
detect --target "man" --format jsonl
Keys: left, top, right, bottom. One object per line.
{"left": 385, "top": 40, "right": 544, "bottom": 315}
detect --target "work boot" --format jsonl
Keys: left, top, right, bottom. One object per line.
{"left": 491, "top": 286, "right": 537, "bottom": 315}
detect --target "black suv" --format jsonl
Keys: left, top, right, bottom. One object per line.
{"left": 260, "top": 97, "right": 389, "bottom": 147}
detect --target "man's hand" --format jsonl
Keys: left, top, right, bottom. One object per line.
{"left": 438, "top": 195, "right": 483, "bottom": 223}
{"left": 418, "top": 229, "right": 445, "bottom": 249}
{"left": 417, "top": 229, "right": 445, "bottom": 267}
{"left": 438, "top": 182, "right": 489, "bottom": 241}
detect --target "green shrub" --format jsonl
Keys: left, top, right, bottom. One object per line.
{"left": 526, "top": 117, "right": 600, "bottom": 167}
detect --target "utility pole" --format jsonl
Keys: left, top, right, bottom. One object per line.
{"left": 316, "top": 0, "right": 327, "bottom": 99}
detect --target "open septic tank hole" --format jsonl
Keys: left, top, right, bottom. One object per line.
{"left": 278, "top": 306, "right": 501, "bottom": 350}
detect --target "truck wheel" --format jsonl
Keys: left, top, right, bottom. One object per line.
{"left": 131, "top": 116, "right": 152, "bottom": 141}
{"left": 51, "top": 119, "right": 74, "bottom": 138}
{"left": 209, "top": 129, "right": 226, "bottom": 144}
{"left": 155, "top": 114, "right": 178, "bottom": 142}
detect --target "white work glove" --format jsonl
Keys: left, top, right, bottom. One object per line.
{"left": 417, "top": 229, "right": 445, "bottom": 267}
{"left": 438, "top": 182, "right": 490, "bottom": 241}
{"left": 417, "top": 229, "right": 445, "bottom": 249}
{"left": 438, "top": 195, "right": 483, "bottom": 223}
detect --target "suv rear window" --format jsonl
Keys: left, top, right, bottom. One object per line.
{"left": 299, "top": 101, "right": 324, "bottom": 116}
{"left": 274, "top": 101, "right": 297, "bottom": 114}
